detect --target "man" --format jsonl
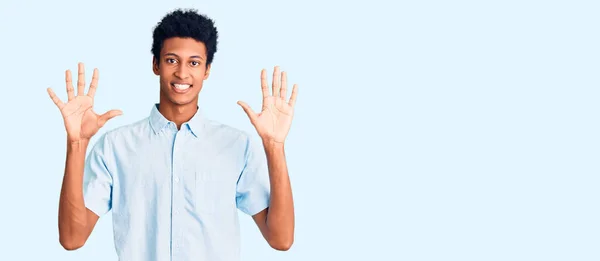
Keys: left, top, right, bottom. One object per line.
{"left": 46, "top": 9, "right": 297, "bottom": 261}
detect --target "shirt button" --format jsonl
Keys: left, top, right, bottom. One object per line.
{"left": 174, "top": 177, "right": 180, "bottom": 183}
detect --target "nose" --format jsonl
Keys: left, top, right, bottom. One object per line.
{"left": 174, "top": 64, "right": 190, "bottom": 79}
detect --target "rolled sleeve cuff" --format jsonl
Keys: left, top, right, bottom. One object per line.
{"left": 84, "top": 189, "right": 110, "bottom": 217}
{"left": 239, "top": 196, "right": 270, "bottom": 216}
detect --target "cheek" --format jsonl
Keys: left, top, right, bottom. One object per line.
{"left": 195, "top": 67, "right": 206, "bottom": 75}
{"left": 159, "top": 68, "right": 174, "bottom": 80}
{"left": 159, "top": 74, "right": 171, "bottom": 87}
{"left": 193, "top": 69, "right": 207, "bottom": 80}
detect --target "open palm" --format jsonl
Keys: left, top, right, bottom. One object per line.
{"left": 47, "top": 63, "right": 122, "bottom": 142}
{"left": 238, "top": 66, "right": 298, "bottom": 144}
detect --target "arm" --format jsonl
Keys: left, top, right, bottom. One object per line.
{"left": 252, "top": 141, "right": 294, "bottom": 251}
{"left": 48, "top": 63, "right": 122, "bottom": 250}
{"left": 58, "top": 140, "right": 99, "bottom": 250}
{"left": 238, "top": 66, "right": 299, "bottom": 251}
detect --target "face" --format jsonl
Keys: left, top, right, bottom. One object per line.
{"left": 153, "top": 37, "right": 211, "bottom": 107}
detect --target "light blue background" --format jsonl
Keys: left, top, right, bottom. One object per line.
{"left": 0, "top": 0, "right": 598, "bottom": 260}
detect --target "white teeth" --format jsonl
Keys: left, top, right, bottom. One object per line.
{"left": 174, "top": 84, "right": 190, "bottom": 90}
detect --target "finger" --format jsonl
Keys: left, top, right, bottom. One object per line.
{"left": 65, "top": 70, "right": 75, "bottom": 101}
{"left": 237, "top": 101, "right": 258, "bottom": 123}
{"left": 47, "top": 88, "right": 65, "bottom": 109}
{"left": 260, "top": 69, "right": 269, "bottom": 98}
{"left": 272, "top": 66, "right": 280, "bottom": 97}
{"left": 98, "top": 109, "right": 123, "bottom": 127}
{"left": 87, "top": 68, "right": 99, "bottom": 98}
{"left": 289, "top": 84, "right": 298, "bottom": 107}
{"left": 280, "top": 71, "right": 288, "bottom": 99}
{"left": 77, "top": 62, "right": 85, "bottom": 96}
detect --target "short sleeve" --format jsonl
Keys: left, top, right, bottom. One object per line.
{"left": 83, "top": 133, "right": 113, "bottom": 217}
{"left": 236, "top": 135, "right": 271, "bottom": 216}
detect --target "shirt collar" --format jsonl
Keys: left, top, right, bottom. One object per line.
{"left": 149, "top": 103, "right": 205, "bottom": 137}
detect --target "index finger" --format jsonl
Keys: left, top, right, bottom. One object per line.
{"left": 65, "top": 70, "right": 74, "bottom": 101}
{"left": 87, "top": 68, "right": 99, "bottom": 98}
{"left": 261, "top": 69, "right": 269, "bottom": 98}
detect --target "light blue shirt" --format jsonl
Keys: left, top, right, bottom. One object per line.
{"left": 83, "top": 104, "right": 271, "bottom": 261}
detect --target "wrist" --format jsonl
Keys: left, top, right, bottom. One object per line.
{"left": 262, "top": 139, "right": 285, "bottom": 151}
{"left": 67, "top": 139, "right": 90, "bottom": 152}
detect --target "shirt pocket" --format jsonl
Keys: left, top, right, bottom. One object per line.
{"left": 194, "top": 161, "right": 240, "bottom": 216}
{"left": 195, "top": 169, "right": 221, "bottom": 215}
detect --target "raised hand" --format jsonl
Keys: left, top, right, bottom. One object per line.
{"left": 238, "top": 66, "right": 298, "bottom": 144}
{"left": 47, "top": 63, "right": 122, "bottom": 143}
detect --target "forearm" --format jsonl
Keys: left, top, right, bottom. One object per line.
{"left": 263, "top": 141, "right": 295, "bottom": 248}
{"left": 58, "top": 140, "right": 91, "bottom": 249}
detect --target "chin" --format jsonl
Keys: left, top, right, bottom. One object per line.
{"left": 160, "top": 91, "right": 195, "bottom": 106}
{"left": 167, "top": 95, "right": 197, "bottom": 106}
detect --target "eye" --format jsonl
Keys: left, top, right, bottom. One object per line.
{"left": 190, "top": 61, "right": 200, "bottom": 66}
{"left": 166, "top": 58, "right": 177, "bottom": 64}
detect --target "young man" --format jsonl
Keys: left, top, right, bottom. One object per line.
{"left": 47, "top": 9, "right": 297, "bottom": 261}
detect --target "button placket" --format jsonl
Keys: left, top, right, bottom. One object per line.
{"left": 171, "top": 130, "right": 186, "bottom": 259}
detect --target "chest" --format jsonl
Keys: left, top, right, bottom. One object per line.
{"left": 110, "top": 134, "right": 244, "bottom": 208}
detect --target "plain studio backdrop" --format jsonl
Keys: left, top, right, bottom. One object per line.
{"left": 0, "top": 0, "right": 598, "bottom": 260}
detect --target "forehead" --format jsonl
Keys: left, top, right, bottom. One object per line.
{"left": 161, "top": 37, "right": 206, "bottom": 57}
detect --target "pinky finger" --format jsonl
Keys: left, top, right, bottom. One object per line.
{"left": 47, "top": 88, "right": 65, "bottom": 109}
{"left": 288, "top": 84, "right": 298, "bottom": 107}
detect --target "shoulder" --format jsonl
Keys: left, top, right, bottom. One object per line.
{"left": 201, "top": 119, "right": 264, "bottom": 157}
{"left": 204, "top": 118, "right": 252, "bottom": 142}
{"left": 90, "top": 117, "right": 151, "bottom": 149}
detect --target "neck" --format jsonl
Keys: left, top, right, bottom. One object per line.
{"left": 158, "top": 99, "right": 198, "bottom": 130}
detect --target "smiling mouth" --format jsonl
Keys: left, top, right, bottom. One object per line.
{"left": 171, "top": 83, "right": 192, "bottom": 93}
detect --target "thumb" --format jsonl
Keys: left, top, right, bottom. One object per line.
{"left": 237, "top": 101, "right": 257, "bottom": 124}
{"left": 98, "top": 109, "right": 123, "bottom": 127}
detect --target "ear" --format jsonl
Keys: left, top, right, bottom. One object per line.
{"left": 152, "top": 56, "right": 159, "bottom": 76}
{"left": 204, "top": 64, "right": 211, "bottom": 80}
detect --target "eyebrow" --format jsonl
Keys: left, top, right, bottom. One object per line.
{"left": 165, "top": 53, "right": 205, "bottom": 60}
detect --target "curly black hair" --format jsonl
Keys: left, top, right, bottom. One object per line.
{"left": 151, "top": 8, "right": 219, "bottom": 67}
